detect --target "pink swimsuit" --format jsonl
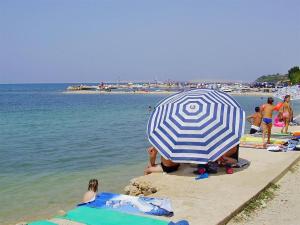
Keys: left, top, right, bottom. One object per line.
{"left": 282, "top": 112, "right": 289, "bottom": 118}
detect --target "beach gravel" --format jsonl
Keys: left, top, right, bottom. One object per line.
{"left": 228, "top": 161, "right": 300, "bottom": 225}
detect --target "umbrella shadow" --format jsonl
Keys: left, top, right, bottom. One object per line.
{"left": 168, "top": 158, "right": 251, "bottom": 178}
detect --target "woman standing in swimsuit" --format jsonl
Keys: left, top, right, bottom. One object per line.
{"left": 280, "top": 95, "right": 291, "bottom": 134}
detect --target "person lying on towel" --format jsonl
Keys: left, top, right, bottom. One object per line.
{"left": 144, "top": 146, "right": 180, "bottom": 175}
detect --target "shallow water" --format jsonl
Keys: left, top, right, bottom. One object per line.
{"left": 0, "top": 84, "right": 299, "bottom": 224}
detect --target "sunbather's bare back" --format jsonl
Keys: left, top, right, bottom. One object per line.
{"left": 251, "top": 112, "right": 262, "bottom": 126}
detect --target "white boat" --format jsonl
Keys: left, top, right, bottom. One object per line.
{"left": 220, "top": 87, "right": 233, "bottom": 92}
{"left": 67, "top": 85, "right": 98, "bottom": 91}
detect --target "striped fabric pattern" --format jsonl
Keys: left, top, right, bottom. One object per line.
{"left": 147, "top": 89, "right": 245, "bottom": 164}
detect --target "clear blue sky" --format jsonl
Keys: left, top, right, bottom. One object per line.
{"left": 0, "top": 0, "right": 299, "bottom": 83}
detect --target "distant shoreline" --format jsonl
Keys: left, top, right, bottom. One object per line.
{"left": 63, "top": 90, "right": 274, "bottom": 97}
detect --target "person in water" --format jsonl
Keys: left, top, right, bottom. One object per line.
{"left": 82, "top": 179, "right": 98, "bottom": 203}
{"left": 247, "top": 106, "right": 262, "bottom": 134}
{"left": 144, "top": 146, "right": 180, "bottom": 175}
{"left": 261, "top": 97, "right": 283, "bottom": 144}
{"left": 280, "top": 95, "right": 292, "bottom": 134}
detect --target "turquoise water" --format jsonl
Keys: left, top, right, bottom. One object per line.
{"left": 0, "top": 84, "right": 299, "bottom": 224}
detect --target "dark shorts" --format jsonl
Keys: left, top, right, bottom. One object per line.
{"left": 250, "top": 128, "right": 258, "bottom": 134}
{"left": 161, "top": 163, "right": 180, "bottom": 173}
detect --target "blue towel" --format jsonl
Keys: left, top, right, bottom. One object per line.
{"left": 169, "top": 220, "right": 189, "bottom": 225}
{"left": 79, "top": 192, "right": 173, "bottom": 217}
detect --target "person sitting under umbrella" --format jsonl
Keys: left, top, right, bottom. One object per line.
{"left": 217, "top": 145, "right": 239, "bottom": 166}
{"left": 144, "top": 146, "right": 180, "bottom": 175}
{"left": 197, "top": 145, "right": 239, "bottom": 175}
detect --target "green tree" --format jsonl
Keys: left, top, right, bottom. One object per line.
{"left": 255, "top": 73, "right": 288, "bottom": 83}
{"left": 288, "top": 66, "right": 300, "bottom": 84}
{"left": 289, "top": 71, "right": 300, "bottom": 84}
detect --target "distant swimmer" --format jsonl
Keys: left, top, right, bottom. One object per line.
{"left": 82, "top": 179, "right": 98, "bottom": 203}
{"left": 247, "top": 106, "right": 262, "bottom": 134}
{"left": 148, "top": 106, "right": 152, "bottom": 112}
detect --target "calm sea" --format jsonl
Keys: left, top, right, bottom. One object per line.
{"left": 0, "top": 84, "right": 299, "bottom": 224}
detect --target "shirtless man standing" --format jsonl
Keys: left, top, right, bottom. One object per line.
{"left": 144, "top": 146, "right": 180, "bottom": 175}
{"left": 261, "top": 97, "right": 282, "bottom": 144}
{"left": 247, "top": 106, "right": 262, "bottom": 134}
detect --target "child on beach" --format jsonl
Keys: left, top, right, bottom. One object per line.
{"left": 144, "top": 146, "right": 180, "bottom": 175}
{"left": 247, "top": 106, "right": 262, "bottom": 134}
{"left": 261, "top": 97, "right": 283, "bottom": 144}
{"left": 82, "top": 179, "right": 98, "bottom": 203}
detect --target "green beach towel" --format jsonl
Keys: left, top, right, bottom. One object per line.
{"left": 28, "top": 221, "right": 57, "bottom": 225}
{"left": 62, "top": 206, "right": 169, "bottom": 225}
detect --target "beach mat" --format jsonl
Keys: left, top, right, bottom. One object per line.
{"left": 252, "top": 132, "right": 292, "bottom": 139}
{"left": 62, "top": 206, "right": 169, "bottom": 225}
{"left": 79, "top": 192, "right": 173, "bottom": 217}
{"left": 239, "top": 143, "right": 265, "bottom": 149}
{"left": 240, "top": 135, "right": 285, "bottom": 144}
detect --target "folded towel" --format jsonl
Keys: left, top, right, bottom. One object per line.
{"left": 267, "top": 145, "right": 282, "bottom": 152}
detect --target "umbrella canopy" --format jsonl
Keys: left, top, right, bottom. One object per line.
{"left": 274, "top": 85, "right": 300, "bottom": 100}
{"left": 147, "top": 89, "right": 245, "bottom": 164}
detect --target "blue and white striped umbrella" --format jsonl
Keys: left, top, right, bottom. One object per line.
{"left": 147, "top": 89, "right": 245, "bottom": 164}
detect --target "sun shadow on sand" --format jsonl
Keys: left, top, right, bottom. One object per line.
{"left": 167, "top": 158, "right": 251, "bottom": 178}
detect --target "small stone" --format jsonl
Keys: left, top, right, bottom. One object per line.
{"left": 124, "top": 185, "right": 131, "bottom": 194}
{"left": 150, "top": 187, "right": 157, "bottom": 193}
{"left": 129, "top": 186, "right": 141, "bottom": 196}
{"left": 139, "top": 181, "right": 151, "bottom": 191}
{"left": 57, "top": 210, "right": 66, "bottom": 216}
{"left": 130, "top": 178, "right": 137, "bottom": 185}
{"left": 261, "top": 201, "right": 267, "bottom": 208}
{"left": 143, "top": 190, "right": 153, "bottom": 196}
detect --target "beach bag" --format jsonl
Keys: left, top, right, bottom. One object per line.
{"left": 206, "top": 161, "right": 219, "bottom": 174}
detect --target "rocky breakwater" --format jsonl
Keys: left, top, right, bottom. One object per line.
{"left": 124, "top": 178, "right": 158, "bottom": 196}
